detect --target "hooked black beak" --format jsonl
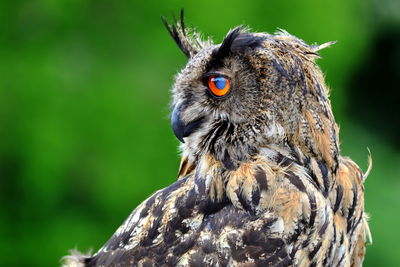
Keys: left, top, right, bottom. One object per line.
{"left": 171, "top": 104, "right": 205, "bottom": 143}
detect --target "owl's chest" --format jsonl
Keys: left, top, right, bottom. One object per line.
{"left": 218, "top": 160, "right": 362, "bottom": 266}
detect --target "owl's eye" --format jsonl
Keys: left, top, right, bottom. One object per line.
{"left": 207, "top": 76, "right": 231, "bottom": 97}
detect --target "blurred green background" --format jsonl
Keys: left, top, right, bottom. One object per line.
{"left": 1, "top": 0, "right": 399, "bottom": 266}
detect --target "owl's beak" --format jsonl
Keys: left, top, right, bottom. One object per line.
{"left": 171, "top": 104, "right": 205, "bottom": 143}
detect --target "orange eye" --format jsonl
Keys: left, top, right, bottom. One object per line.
{"left": 207, "top": 76, "right": 230, "bottom": 97}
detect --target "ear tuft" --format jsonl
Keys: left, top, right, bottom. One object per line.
{"left": 162, "top": 9, "right": 210, "bottom": 58}
{"left": 311, "top": 41, "right": 336, "bottom": 52}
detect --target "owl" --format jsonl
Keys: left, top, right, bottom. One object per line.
{"left": 63, "top": 11, "right": 371, "bottom": 267}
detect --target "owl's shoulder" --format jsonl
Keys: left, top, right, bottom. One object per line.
{"left": 83, "top": 164, "right": 296, "bottom": 266}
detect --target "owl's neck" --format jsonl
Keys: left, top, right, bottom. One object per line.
{"left": 177, "top": 109, "right": 340, "bottom": 206}
{"left": 179, "top": 142, "right": 335, "bottom": 211}
{"left": 180, "top": 117, "right": 288, "bottom": 172}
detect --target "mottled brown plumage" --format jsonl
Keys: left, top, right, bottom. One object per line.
{"left": 63, "top": 11, "right": 370, "bottom": 267}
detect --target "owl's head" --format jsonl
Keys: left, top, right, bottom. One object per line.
{"left": 164, "top": 12, "right": 339, "bottom": 172}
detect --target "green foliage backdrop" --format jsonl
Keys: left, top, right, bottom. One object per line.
{"left": 1, "top": 0, "right": 399, "bottom": 266}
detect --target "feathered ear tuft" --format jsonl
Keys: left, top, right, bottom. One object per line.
{"left": 216, "top": 26, "right": 243, "bottom": 59}
{"left": 304, "top": 41, "right": 336, "bottom": 60}
{"left": 162, "top": 9, "right": 209, "bottom": 58}
{"left": 311, "top": 41, "right": 336, "bottom": 53}
{"left": 274, "top": 30, "right": 336, "bottom": 60}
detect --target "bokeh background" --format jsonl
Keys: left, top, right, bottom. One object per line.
{"left": 1, "top": 0, "right": 399, "bottom": 266}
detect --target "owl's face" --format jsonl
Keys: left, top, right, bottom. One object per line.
{"left": 166, "top": 20, "right": 336, "bottom": 170}
{"left": 172, "top": 38, "right": 263, "bottom": 131}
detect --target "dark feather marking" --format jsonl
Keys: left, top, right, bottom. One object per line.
{"left": 254, "top": 167, "right": 268, "bottom": 191}
{"left": 277, "top": 247, "right": 289, "bottom": 258}
{"left": 302, "top": 154, "right": 311, "bottom": 166}
{"left": 236, "top": 189, "right": 255, "bottom": 215}
{"left": 297, "top": 60, "right": 308, "bottom": 96}
{"left": 276, "top": 153, "right": 294, "bottom": 167}
{"left": 140, "top": 208, "right": 163, "bottom": 246}
{"left": 289, "top": 225, "right": 302, "bottom": 243}
{"left": 350, "top": 212, "right": 364, "bottom": 238}
{"left": 211, "top": 120, "right": 229, "bottom": 144}
{"left": 184, "top": 186, "right": 197, "bottom": 210}
{"left": 228, "top": 235, "right": 247, "bottom": 262}
{"left": 163, "top": 230, "right": 177, "bottom": 245}
{"left": 305, "top": 170, "right": 321, "bottom": 191}
{"left": 339, "top": 233, "right": 344, "bottom": 245}
{"left": 308, "top": 193, "right": 317, "bottom": 227}
{"left": 201, "top": 238, "right": 216, "bottom": 254}
{"left": 290, "top": 244, "right": 300, "bottom": 260}
{"left": 333, "top": 223, "right": 337, "bottom": 242}
{"left": 286, "top": 172, "right": 306, "bottom": 192}
{"left": 333, "top": 185, "right": 343, "bottom": 213}
{"left": 243, "top": 228, "right": 267, "bottom": 246}
{"left": 317, "top": 160, "right": 329, "bottom": 196}
{"left": 283, "top": 51, "right": 306, "bottom": 99}
{"left": 337, "top": 252, "right": 346, "bottom": 265}
{"left": 226, "top": 122, "right": 235, "bottom": 137}
{"left": 172, "top": 233, "right": 198, "bottom": 256}
{"left": 252, "top": 187, "right": 261, "bottom": 206}
{"left": 304, "top": 157, "right": 322, "bottom": 190}
{"left": 308, "top": 241, "right": 322, "bottom": 260}
{"left": 271, "top": 58, "right": 290, "bottom": 79}
{"left": 167, "top": 210, "right": 189, "bottom": 236}
{"left": 242, "top": 227, "right": 288, "bottom": 265}
{"left": 347, "top": 187, "right": 358, "bottom": 233}
{"left": 264, "top": 238, "right": 284, "bottom": 252}
{"left": 302, "top": 238, "right": 310, "bottom": 249}
{"left": 139, "top": 193, "right": 157, "bottom": 218}
{"left": 204, "top": 120, "right": 237, "bottom": 170}
{"left": 205, "top": 120, "right": 228, "bottom": 154}
{"left": 323, "top": 240, "right": 334, "bottom": 266}
{"left": 201, "top": 195, "right": 230, "bottom": 217}
{"left": 222, "top": 149, "right": 235, "bottom": 170}
{"left": 308, "top": 170, "right": 321, "bottom": 190}
{"left": 315, "top": 81, "right": 327, "bottom": 103}
{"left": 318, "top": 216, "right": 329, "bottom": 235}
{"left": 262, "top": 217, "right": 278, "bottom": 230}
